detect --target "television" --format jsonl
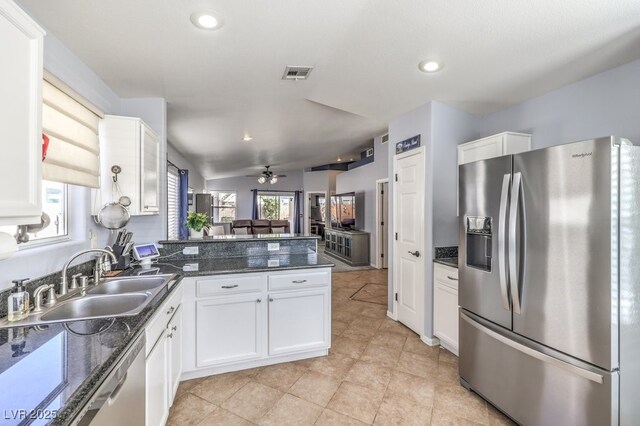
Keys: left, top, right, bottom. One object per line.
{"left": 330, "top": 192, "right": 364, "bottom": 230}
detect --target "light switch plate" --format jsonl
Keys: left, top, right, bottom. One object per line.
{"left": 268, "top": 259, "right": 280, "bottom": 267}
{"left": 268, "top": 242, "right": 280, "bottom": 251}
{"left": 183, "top": 246, "right": 199, "bottom": 255}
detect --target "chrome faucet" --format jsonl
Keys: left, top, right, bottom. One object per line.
{"left": 60, "top": 249, "right": 117, "bottom": 296}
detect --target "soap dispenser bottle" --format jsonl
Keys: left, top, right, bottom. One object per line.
{"left": 7, "top": 278, "right": 30, "bottom": 322}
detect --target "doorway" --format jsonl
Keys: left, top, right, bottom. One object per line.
{"left": 392, "top": 147, "right": 425, "bottom": 336}
{"left": 376, "top": 178, "right": 389, "bottom": 269}
{"left": 304, "top": 191, "right": 327, "bottom": 239}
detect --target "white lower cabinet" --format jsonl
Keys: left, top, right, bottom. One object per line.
{"left": 433, "top": 263, "right": 459, "bottom": 355}
{"left": 268, "top": 289, "right": 330, "bottom": 356}
{"left": 182, "top": 268, "right": 332, "bottom": 377}
{"left": 145, "top": 285, "right": 183, "bottom": 426}
{"left": 196, "top": 294, "right": 264, "bottom": 367}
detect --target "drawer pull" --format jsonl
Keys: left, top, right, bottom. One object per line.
{"left": 166, "top": 306, "right": 175, "bottom": 315}
{"left": 269, "top": 298, "right": 274, "bottom": 302}
{"left": 256, "top": 299, "right": 262, "bottom": 303}
{"left": 221, "top": 284, "right": 239, "bottom": 289}
{"left": 447, "top": 276, "right": 458, "bottom": 281}
{"left": 292, "top": 279, "right": 307, "bottom": 284}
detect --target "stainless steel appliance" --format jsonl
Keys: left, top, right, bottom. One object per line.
{"left": 458, "top": 137, "right": 640, "bottom": 425}
{"left": 75, "top": 333, "right": 146, "bottom": 425}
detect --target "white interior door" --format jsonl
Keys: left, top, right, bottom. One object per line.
{"left": 394, "top": 148, "right": 425, "bottom": 335}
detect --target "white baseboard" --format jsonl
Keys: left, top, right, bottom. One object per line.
{"left": 386, "top": 310, "right": 397, "bottom": 320}
{"left": 421, "top": 335, "right": 441, "bottom": 347}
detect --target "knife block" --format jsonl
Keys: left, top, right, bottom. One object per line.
{"left": 111, "top": 244, "right": 131, "bottom": 270}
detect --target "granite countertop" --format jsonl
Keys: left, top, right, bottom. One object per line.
{"left": 159, "top": 233, "right": 320, "bottom": 244}
{"left": 434, "top": 257, "right": 458, "bottom": 268}
{"left": 0, "top": 273, "right": 183, "bottom": 426}
{"left": 150, "top": 253, "right": 335, "bottom": 276}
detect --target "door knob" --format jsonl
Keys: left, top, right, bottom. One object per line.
{"left": 408, "top": 250, "right": 420, "bottom": 257}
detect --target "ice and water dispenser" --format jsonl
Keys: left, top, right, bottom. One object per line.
{"left": 465, "top": 216, "right": 492, "bottom": 272}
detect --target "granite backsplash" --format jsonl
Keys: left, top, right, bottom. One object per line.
{"left": 159, "top": 238, "right": 317, "bottom": 261}
{"left": 434, "top": 246, "right": 458, "bottom": 259}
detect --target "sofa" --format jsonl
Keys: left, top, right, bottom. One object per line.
{"left": 231, "top": 219, "right": 291, "bottom": 234}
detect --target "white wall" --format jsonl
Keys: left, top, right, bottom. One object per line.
{"left": 167, "top": 143, "right": 205, "bottom": 193}
{"left": 335, "top": 135, "right": 389, "bottom": 263}
{"left": 206, "top": 170, "right": 304, "bottom": 220}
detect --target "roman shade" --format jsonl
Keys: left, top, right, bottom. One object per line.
{"left": 41, "top": 78, "right": 102, "bottom": 188}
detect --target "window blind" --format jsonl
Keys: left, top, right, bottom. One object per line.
{"left": 42, "top": 79, "right": 101, "bottom": 188}
{"left": 167, "top": 168, "right": 179, "bottom": 240}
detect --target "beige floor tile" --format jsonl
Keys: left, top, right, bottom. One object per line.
{"left": 396, "top": 350, "right": 439, "bottom": 379}
{"left": 315, "top": 409, "right": 368, "bottom": 425}
{"left": 403, "top": 337, "right": 440, "bottom": 360}
{"left": 332, "top": 336, "right": 369, "bottom": 359}
{"left": 175, "top": 377, "right": 205, "bottom": 399}
{"left": 433, "top": 385, "right": 489, "bottom": 425}
{"left": 360, "top": 303, "right": 388, "bottom": 319}
{"left": 259, "top": 394, "right": 322, "bottom": 425}
{"left": 439, "top": 348, "right": 459, "bottom": 366}
{"left": 309, "top": 352, "right": 357, "bottom": 379}
{"left": 487, "top": 404, "right": 517, "bottom": 426}
{"left": 197, "top": 407, "right": 253, "bottom": 426}
{"left": 373, "top": 393, "right": 432, "bottom": 425}
{"left": 221, "top": 381, "right": 284, "bottom": 423}
{"left": 190, "top": 372, "right": 251, "bottom": 405}
{"left": 378, "top": 318, "right": 415, "bottom": 336}
{"left": 360, "top": 343, "right": 402, "bottom": 368}
{"left": 289, "top": 370, "right": 341, "bottom": 406}
{"left": 166, "top": 393, "right": 216, "bottom": 426}
{"left": 334, "top": 310, "right": 360, "bottom": 324}
{"left": 328, "top": 381, "right": 385, "bottom": 424}
{"left": 386, "top": 370, "right": 436, "bottom": 406}
{"left": 344, "top": 360, "right": 393, "bottom": 392}
{"left": 437, "top": 363, "right": 460, "bottom": 387}
{"left": 255, "top": 362, "right": 307, "bottom": 392}
{"left": 333, "top": 319, "right": 350, "bottom": 335}
{"left": 342, "top": 326, "right": 378, "bottom": 342}
{"left": 429, "top": 408, "right": 485, "bottom": 425}
{"left": 370, "top": 331, "right": 408, "bottom": 350}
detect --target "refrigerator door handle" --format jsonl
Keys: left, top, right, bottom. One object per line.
{"left": 509, "top": 172, "right": 522, "bottom": 314}
{"left": 498, "top": 174, "right": 511, "bottom": 311}
{"left": 460, "top": 312, "right": 604, "bottom": 384}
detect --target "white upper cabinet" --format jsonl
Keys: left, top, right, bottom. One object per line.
{"left": 95, "top": 115, "right": 159, "bottom": 216}
{"left": 458, "top": 132, "right": 531, "bottom": 166}
{"left": 0, "top": 1, "right": 45, "bottom": 225}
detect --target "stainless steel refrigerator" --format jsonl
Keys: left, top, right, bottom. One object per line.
{"left": 458, "top": 136, "right": 640, "bottom": 425}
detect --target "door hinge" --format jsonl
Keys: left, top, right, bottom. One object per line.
{"left": 395, "top": 173, "right": 398, "bottom": 182}
{"left": 395, "top": 293, "right": 398, "bottom": 301}
{"left": 381, "top": 221, "right": 384, "bottom": 226}
{"left": 381, "top": 253, "right": 384, "bottom": 258}
{"left": 381, "top": 190, "right": 384, "bottom": 195}
{"left": 395, "top": 233, "right": 398, "bottom": 240}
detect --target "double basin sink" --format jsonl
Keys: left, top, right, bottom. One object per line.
{"left": 1, "top": 274, "right": 178, "bottom": 328}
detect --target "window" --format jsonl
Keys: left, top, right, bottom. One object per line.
{"left": 257, "top": 193, "right": 294, "bottom": 222}
{"left": 211, "top": 191, "right": 236, "bottom": 222}
{"left": 167, "top": 167, "right": 179, "bottom": 240}
{"left": 0, "top": 180, "right": 68, "bottom": 243}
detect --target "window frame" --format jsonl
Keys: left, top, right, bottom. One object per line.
{"left": 211, "top": 190, "right": 237, "bottom": 223}
{"left": 167, "top": 166, "right": 180, "bottom": 240}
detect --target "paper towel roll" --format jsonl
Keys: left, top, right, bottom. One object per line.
{"left": 0, "top": 232, "right": 17, "bottom": 260}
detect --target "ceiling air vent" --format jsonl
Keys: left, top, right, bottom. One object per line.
{"left": 282, "top": 66, "right": 313, "bottom": 80}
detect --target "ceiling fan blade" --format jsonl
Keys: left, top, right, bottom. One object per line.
{"left": 273, "top": 174, "right": 287, "bottom": 178}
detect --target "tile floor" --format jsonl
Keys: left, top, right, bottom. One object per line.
{"left": 168, "top": 270, "right": 515, "bottom": 425}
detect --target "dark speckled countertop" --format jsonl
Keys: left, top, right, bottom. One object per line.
{"left": 433, "top": 257, "right": 459, "bottom": 268}
{"left": 0, "top": 253, "right": 334, "bottom": 425}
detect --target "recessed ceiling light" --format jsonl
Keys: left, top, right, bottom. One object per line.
{"left": 243, "top": 135, "right": 253, "bottom": 142}
{"left": 190, "top": 11, "right": 223, "bottom": 30}
{"left": 419, "top": 60, "right": 441, "bottom": 73}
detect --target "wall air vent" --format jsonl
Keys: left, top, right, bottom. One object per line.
{"left": 381, "top": 134, "right": 389, "bottom": 144}
{"left": 282, "top": 66, "right": 314, "bottom": 80}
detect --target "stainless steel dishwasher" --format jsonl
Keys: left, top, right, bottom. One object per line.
{"left": 75, "top": 333, "right": 146, "bottom": 426}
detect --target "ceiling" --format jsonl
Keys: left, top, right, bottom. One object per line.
{"left": 17, "top": 0, "right": 640, "bottom": 179}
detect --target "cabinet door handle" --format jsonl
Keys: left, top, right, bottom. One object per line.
{"left": 256, "top": 299, "right": 262, "bottom": 303}
{"left": 171, "top": 325, "right": 177, "bottom": 331}
{"left": 292, "top": 279, "right": 307, "bottom": 284}
{"left": 221, "top": 284, "right": 239, "bottom": 289}
{"left": 167, "top": 333, "right": 173, "bottom": 339}
{"left": 447, "top": 276, "right": 458, "bottom": 281}
{"left": 269, "top": 298, "right": 274, "bottom": 302}
{"left": 166, "top": 306, "right": 175, "bottom": 315}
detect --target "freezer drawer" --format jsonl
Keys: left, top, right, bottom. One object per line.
{"left": 459, "top": 311, "right": 618, "bottom": 426}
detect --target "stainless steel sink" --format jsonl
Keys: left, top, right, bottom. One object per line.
{"left": 0, "top": 273, "right": 179, "bottom": 329}
{"left": 87, "top": 277, "right": 167, "bottom": 295}
{"left": 40, "top": 293, "right": 150, "bottom": 322}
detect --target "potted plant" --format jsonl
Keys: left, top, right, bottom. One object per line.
{"left": 185, "top": 211, "right": 210, "bottom": 238}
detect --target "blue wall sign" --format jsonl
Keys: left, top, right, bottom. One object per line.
{"left": 395, "top": 135, "right": 421, "bottom": 154}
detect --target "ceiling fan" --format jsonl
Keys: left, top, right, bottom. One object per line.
{"left": 246, "top": 165, "right": 287, "bottom": 184}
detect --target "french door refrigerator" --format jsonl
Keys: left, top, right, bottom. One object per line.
{"left": 458, "top": 136, "right": 640, "bottom": 425}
